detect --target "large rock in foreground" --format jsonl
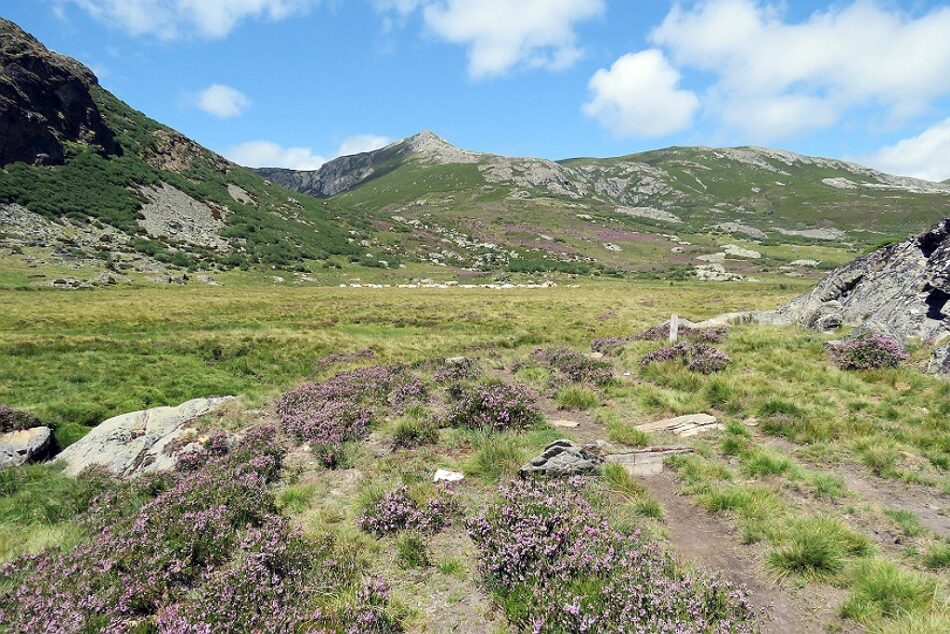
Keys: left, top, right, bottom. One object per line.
{"left": 700, "top": 218, "right": 950, "bottom": 372}
{"left": 56, "top": 396, "right": 235, "bottom": 476}
{"left": 0, "top": 426, "right": 52, "bottom": 469}
{"left": 775, "top": 218, "right": 950, "bottom": 345}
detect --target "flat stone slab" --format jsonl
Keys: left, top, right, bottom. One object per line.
{"left": 551, "top": 419, "right": 580, "bottom": 429}
{"left": 56, "top": 396, "right": 235, "bottom": 477}
{"left": 0, "top": 426, "right": 52, "bottom": 469}
{"left": 636, "top": 414, "right": 722, "bottom": 437}
{"left": 433, "top": 469, "right": 464, "bottom": 483}
{"left": 605, "top": 446, "right": 694, "bottom": 477}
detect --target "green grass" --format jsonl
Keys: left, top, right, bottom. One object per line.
{"left": 766, "top": 517, "right": 873, "bottom": 581}
{"left": 841, "top": 559, "right": 939, "bottom": 623}
{"left": 885, "top": 509, "right": 926, "bottom": 537}
{"left": 554, "top": 385, "right": 600, "bottom": 410}
{"left": 277, "top": 483, "right": 318, "bottom": 513}
{"left": 395, "top": 532, "right": 430, "bottom": 569}
{"left": 923, "top": 542, "right": 950, "bottom": 570}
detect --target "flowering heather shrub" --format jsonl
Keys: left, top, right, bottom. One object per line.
{"left": 0, "top": 425, "right": 403, "bottom": 633}
{"left": 358, "top": 485, "right": 459, "bottom": 536}
{"left": 434, "top": 357, "right": 480, "bottom": 383}
{"left": 468, "top": 479, "right": 760, "bottom": 633}
{"left": 532, "top": 348, "right": 614, "bottom": 386}
{"left": 0, "top": 405, "right": 42, "bottom": 432}
{"left": 277, "top": 365, "right": 424, "bottom": 467}
{"left": 175, "top": 430, "right": 231, "bottom": 472}
{"left": 443, "top": 383, "right": 542, "bottom": 431}
{"left": 828, "top": 334, "right": 908, "bottom": 370}
{"left": 591, "top": 336, "right": 628, "bottom": 355}
{"left": 633, "top": 321, "right": 728, "bottom": 344}
{"left": 640, "top": 343, "right": 731, "bottom": 374}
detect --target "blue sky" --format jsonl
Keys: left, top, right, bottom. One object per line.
{"left": 4, "top": 1, "right": 950, "bottom": 180}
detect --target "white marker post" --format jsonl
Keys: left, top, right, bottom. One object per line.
{"left": 669, "top": 314, "right": 679, "bottom": 343}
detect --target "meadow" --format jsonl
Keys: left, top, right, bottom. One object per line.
{"left": 2, "top": 278, "right": 948, "bottom": 633}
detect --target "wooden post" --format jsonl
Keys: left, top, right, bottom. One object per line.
{"left": 669, "top": 314, "right": 679, "bottom": 343}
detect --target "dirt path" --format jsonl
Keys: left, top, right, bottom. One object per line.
{"left": 760, "top": 435, "right": 950, "bottom": 537}
{"left": 640, "top": 471, "right": 858, "bottom": 634}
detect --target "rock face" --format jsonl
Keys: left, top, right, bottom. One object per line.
{"left": 519, "top": 439, "right": 604, "bottom": 477}
{"left": 0, "top": 18, "right": 118, "bottom": 166}
{"left": 56, "top": 396, "right": 235, "bottom": 476}
{"left": 0, "top": 426, "right": 52, "bottom": 469}
{"left": 776, "top": 218, "right": 950, "bottom": 349}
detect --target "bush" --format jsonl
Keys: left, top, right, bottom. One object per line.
{"left": 591, "top": 336, "right": 628, "bottom": 355}
{"left": 467, "top": 479, "right": 759, "bottom": 632}
{"left": 828, "top": 334, "right": 908, "bottom": 371}
{"left": 276, "top": 366, "right": 423, "bottom": 467}
{"left": 0, "top": 406, "right": 43, "bottom": 433}
{"left": 531, "top": 348, "right": 613, "bottom": 386}
{"left": 640, "top": 342, "right": 730, "bottom": 373}
{"left": 391, "top": 419, "right": 438, "bottom": 449}
{"left": 443, "top": 384, "right": 542, "bottom": 431}
{"left": 358, "top": 485, "right": 458, "bottom": 536}
{"left": 0, "top": 425, "right": 403, "bottom": 632}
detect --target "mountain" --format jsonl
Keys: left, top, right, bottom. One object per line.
{"left": 0, "top": 18, "right": 368, "bottom": 286}
{"left": 2, "top": 16, "right": 949, "bottom": 286}
{"left": 258, "top": 131, "right": 950, "bottom": 277}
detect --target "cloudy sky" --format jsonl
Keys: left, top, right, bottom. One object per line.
{"left": 5, "top": 1, "right": 950, "bottom": 180}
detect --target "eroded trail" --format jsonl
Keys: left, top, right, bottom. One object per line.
{"left": 640, "top": 471, "right": 858, "bottom": 634}
{"left": 761, "top": 434, "right": 950, "bottom": 536}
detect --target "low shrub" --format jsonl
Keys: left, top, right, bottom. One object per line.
{"left": 531, "top": 348, "right": 613, "bottom": 386}
{"left": 443, "top": 384, "right": 542, "bottom": 431}
{"left": 391, "top": 419, "right": 439, "bottom": 449}
{"left": 434, "top": 357, "right": 480, "bottom": 383}
{"left": 640, "top": 342, "right": 731, "bottom": 373}
{"left": 0, "top": 406, "right": 43, "bottom": 433}
{"left": 633, "top": 321, "right": 727, "bottom": 344}
{"left": 467, "top": 479, "right": 759, "bottom": 632}
{"left": 358, "top": 485, "right": 458, "bottom": 536}
{"left": 591, "top": 336, "right": 628, "bottom": 355}
{"left": 0, "top": 425, "right": 403, "bottom": 632}
{"left": 277, "top": 366, "right": 425, "bottom": 467}
{"left": 828, "top": 334, "right": 908, "bottom": 371}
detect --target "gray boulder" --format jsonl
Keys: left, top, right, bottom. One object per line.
{"left": 776, "top": 219, "right": 950, "bottom": 349}
{"left": 519, "top": 439, "right": 603, "bottom": 477}
{"left": 0, "top": 426, "right": 51, "bottom": 469}
{"left": 56, "top": 396, "right": 235, "bottom": 477}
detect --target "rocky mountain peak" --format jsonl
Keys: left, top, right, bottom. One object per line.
{"left": 398, "top": 130, "right": 480, "bottom": 164}
{"left": 0, "top": 17, "right": 119, "bottom": 167}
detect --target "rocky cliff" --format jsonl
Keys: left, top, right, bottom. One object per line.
{"left": 0, "top": 17, "right": 118, "bottom": 166}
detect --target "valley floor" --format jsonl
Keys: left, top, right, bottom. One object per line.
{"left": 1, "top": 279, "right": 948, "bottom": 632}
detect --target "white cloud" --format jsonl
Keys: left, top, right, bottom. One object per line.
{"left": 335, "top": 134, "right": 392, "bottom": 156}
{"left": 866, "top": 118, "right": 950, "bottom": 183}
{"left": 646, "top": 0, "right": 950, "bottom": 139}
{"left": 226, "top": 141, "right": 327, "bottom": 170}
{"left": 196, "top": 84, "right": 251, "bottom": 118}
{"left": 66, "top": 0, "right": 318, "bottom": 39}
{"left": 380, "top": 0, "right": 604, "bottom": 78}
{"left": 226, "top": 134, "right": 392, "bottom": 170}
{"left": 583, "top": 49, "right": 698, "bottom": 138}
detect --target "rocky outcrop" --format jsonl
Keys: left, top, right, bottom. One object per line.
{"left": 0, "top": 426, "right": 52, "bottom": 469}
{"left": 56, "top": 396, "right": 235, "bottom": 476}
{"left": 776, "top": 219, "right": 950, "bottom": 348}
{"left": 0, "top": 18, "right": 118, "bottom": 166}
{"left": 257, "top": 131, "right": 476, "bottom": 197}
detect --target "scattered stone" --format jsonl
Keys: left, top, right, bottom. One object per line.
{"left": 615, "top": 206, "right": 682, "bottom": 224}
{"left": 723, "top": 244, "right": 761, "bottom": 259}
{"left": 433, "top": 469, "right": 464, "bottom": 483}
{"left": 0, "top": 426, "right": 52, "bottom": 469}
{"left": 714, "top": 222, "right": 767, "bottom": 239}
{"left": 551, "top": 419, "right": 580, "bottom": 429}
{"left": 636, "top": 414, "right": 723, "bottom": 437}
{"left": 137, "top": 182, "right": 230, "bottom": 250}
{"left": 605, "top": 446, "right": 694, "bottom": 477}
{"left": 696, "top": 252, "right": 726, "bottom": 263}
{"left": 56, "top": 396, "right": 236, "bottom": 476}
{"left": 588, "top": 352, "right": 605, "bottom": 360}
{"left": 790, "top": 259, "right": 819, "bottom": 267}
{"left": 519, "top": 439, "right": 603, "bottom": 477}
{"left": 775, "top": 227, "right": 845, "bottom": 241}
